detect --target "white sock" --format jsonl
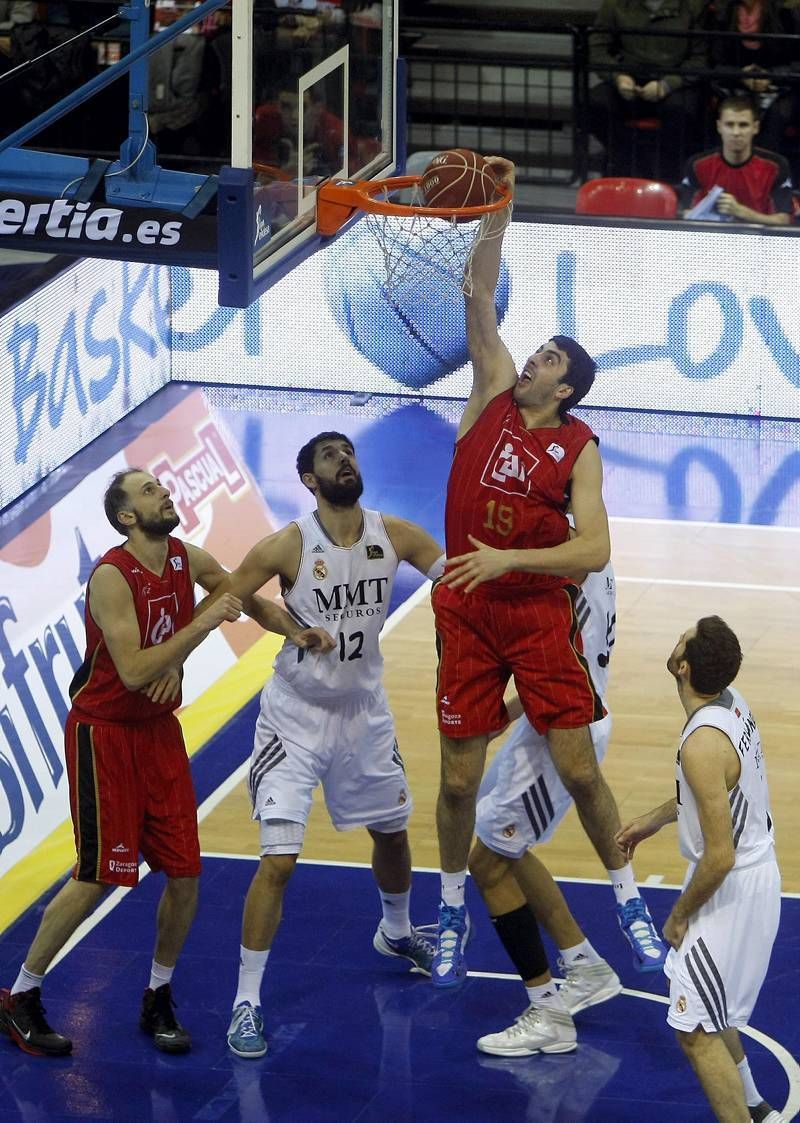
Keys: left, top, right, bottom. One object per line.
{"left": 737, "top": 1057, "right": 762, "bottom": 1108}
{"left": 440, "top": 870, "right": 467, "bottom": 908}
{"left": 11, "top": 964, "right": 44, "bottom": 996}
{"left": 234, "top": 946, "right": 270, "bottom": 1009}
{"left": 378, "top": 888, "right": 411, "bottom": 940}
{"left": 607, "top": 863, "right": 639, "bottom": 907}
{"left": 526, "top": 981, "right": 567, "bottom": 1012}
{"left": 559, "top": 938, "right": 602, "bottom": 968}
{"left": 148, "top": 960, "right": 174, "bottom": 992}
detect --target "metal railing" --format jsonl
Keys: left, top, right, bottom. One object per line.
{"left": 403, "top": 16, "right": 800, "bottom": 187}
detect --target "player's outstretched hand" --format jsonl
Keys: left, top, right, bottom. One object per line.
{"left": 615, "top": 812, "right": 662, "bottom": 859}
{"left": 441, "top": 534, "right": 510, "bottom": 594}
{"left": 294, "top": 626, "right": 336, "bottom": 653}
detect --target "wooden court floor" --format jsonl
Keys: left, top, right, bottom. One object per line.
{"left": 201, "top": 517, "right": 800, "bottom": 893}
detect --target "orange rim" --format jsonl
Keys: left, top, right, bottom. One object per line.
{"left": 253, "top": 162, "right": 292, "bottom": 182}
{"left": 316, "top": 175, "right": 512, "bottom": 236}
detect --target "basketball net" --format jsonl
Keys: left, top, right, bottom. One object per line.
{"left": 363, "top": 183, "right": 513, "bottom": 302}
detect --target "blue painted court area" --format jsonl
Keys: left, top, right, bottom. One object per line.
{"left": 1, "top": 856, "right": 796, "bottom": 1122}
{"left": 2, "top": 384, "right": 799, "bottom": 1120}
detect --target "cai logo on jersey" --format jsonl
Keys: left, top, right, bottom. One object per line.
{"left": 481, "top": 431, "right": 539, "bottom": 496}
{"left": 146, "top": 594, "right": 179, "bottom": 645}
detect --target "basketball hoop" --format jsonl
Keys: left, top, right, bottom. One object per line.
{"left": 316, "top": 175, "right": 512, "bottom": 300}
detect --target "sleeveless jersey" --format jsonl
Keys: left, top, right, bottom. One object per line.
{"left": 272, "top": 509, "right": 399, "bottom": 701}
{"left": 69, "top": 538, "right": 194, "bottom": 724}
{"left": 676, "top": 686, "right": 775, "bottom": 868}
{"left": 445, "top": 388, "right": 597, "bottom": 593}
{"left": 573, "top": 561, "right": 616, "bottom": 704}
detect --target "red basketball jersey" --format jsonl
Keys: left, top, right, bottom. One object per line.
{"left": 69, "top": 537, "right": 194, "bottom": 723}
{"left": 445, "top": 389, "right": 597, "bottom": 593}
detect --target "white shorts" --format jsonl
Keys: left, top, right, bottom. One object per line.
{"left": 248, "top": 678, "right": 412, "bottom": 833}
{"left": 475, "top": 713, "right": 611, "bottom": 859}
{"left": 665, "top": 857, "right": 781, "bottom": 1033}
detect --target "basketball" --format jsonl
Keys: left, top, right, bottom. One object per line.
{"left": 420, "top": 149, "right": 497, "bottom": 211}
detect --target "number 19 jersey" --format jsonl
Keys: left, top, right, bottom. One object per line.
{"left": 272, "top": 509, "right": 399, "bottom": 701}
{"left": 445, "top": 388, "right": 597, "bottom": 593}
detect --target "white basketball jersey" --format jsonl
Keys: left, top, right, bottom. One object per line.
{"left": 272, "top": 508, "right": 399, "bottom": 701}
{"left": 676, "top": 686, "right": 775, "bottom": 868}
{"left": 574, "top": 561, "right": 616, "bottom": 703}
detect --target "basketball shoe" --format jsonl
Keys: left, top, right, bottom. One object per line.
{"left": 557, "top": 956, "right": 623, "bottom": 1015}
{"left": 227, "top": 1001, "right": 267, "bottom": 1058}
{"left": 431, "top": 903, "right": 471, "bottom": 988}
{"left": 0, "top": 987, "right": 72, "bottom": 1057}
{"left": 477, "top": 1003, "right": 577, "bottom": 1057}
{"left": 751, "top": 1103, "right": 788, "bottom": 1123}
{"left": 139, "top": 983, "right": 191, "bottom": 1053}
{"left": 373, "top": 924, "right": 436, "bottom": 975}
{"left": 616, "top": 896, "right": 669, "bottom": 972}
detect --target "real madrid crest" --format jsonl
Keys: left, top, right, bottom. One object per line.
{"left": 313, "top": 559, "right": 328, "bottom": 581}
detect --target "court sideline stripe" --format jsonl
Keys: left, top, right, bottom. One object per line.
{"left": 610, "top": 516, "right": 800, "bottom": 534}
{"left": 199, "top": 854, "right": 800, "bottom": 899}
{"left": 618, "top": 576, "right": 800, "bottom": 594}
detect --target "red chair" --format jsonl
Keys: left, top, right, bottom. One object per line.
{"left": 575, "top": 177, "right": 678, "bottom": 219}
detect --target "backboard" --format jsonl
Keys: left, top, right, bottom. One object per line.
{"left": 218, "top": 0, "right": 400, "bottom": 307}
{"left": 0, "top": 0, "right": 399, "bottom": 308}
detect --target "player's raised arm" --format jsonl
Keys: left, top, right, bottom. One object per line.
{"left": 382, "top": 515, "right": 445, "bottom": 580}
{"left": 460, "top": 156, "right": 519, "bottom": 439}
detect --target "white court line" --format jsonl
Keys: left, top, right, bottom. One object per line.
{"left": 618, "top": 576, "right": 800, "bottom": 594}
{"left": 193, "top": 857, "right": 800, "bottom": 902}
{"left": 467, "top": 970, "right": 800, "bottom": 1122}
{"left": 610, "top": 516, "right": 800, "bottom": 534}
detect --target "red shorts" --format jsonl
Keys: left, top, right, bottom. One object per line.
{"left": 65, "top": 711, "right": 201, "bottom": 887}
{"left": 432, "top": 580, "right": 605, "bottom": 738}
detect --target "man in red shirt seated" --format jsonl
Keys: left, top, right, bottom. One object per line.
{"left": 679, "top": 94, "right": 793, "bottom": 225}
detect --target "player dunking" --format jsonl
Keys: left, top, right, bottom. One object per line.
{"left": 431, "top": 155, "right": 667, "bottom": 986}
{"left": 618, "top": 618, "right": 784, "bottom": 1123}
{"left": 0, "top": 470, "right": 325, "bottom": 1057}
{"left": 220, "top": 433, "right": 446, "bottom": 1059}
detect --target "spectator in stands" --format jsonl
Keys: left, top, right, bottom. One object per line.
{"left": 253, "top": 86, "right": 379, "bottom": 178}
{"left": 705, "top": 0, "right": 795, "bottom": 153}
{"left": 679, "top": 94, "right": 793, "bottom": 223}
{"left": 588, "top": 0, "right": 707, "bottom": 180}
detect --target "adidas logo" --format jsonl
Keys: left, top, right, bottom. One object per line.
{"left": 312, "top": 544, "right": 325, "bottom": 553}
{"left": 264, "top": 795, "right": 276, "bottom": 806}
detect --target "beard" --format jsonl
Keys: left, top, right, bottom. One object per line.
{"left": 316, "top": 472, "right": 364, "bottom": 507}
{"left": 136, "top": 510, "right": 181, "bottom": 536}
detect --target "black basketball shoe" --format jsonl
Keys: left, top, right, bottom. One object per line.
{"left": 0, "top": 987, "right": 72, "bottom": 1057}
{"left": 139, "top": 984, "right": 191, "bottom": 1053}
